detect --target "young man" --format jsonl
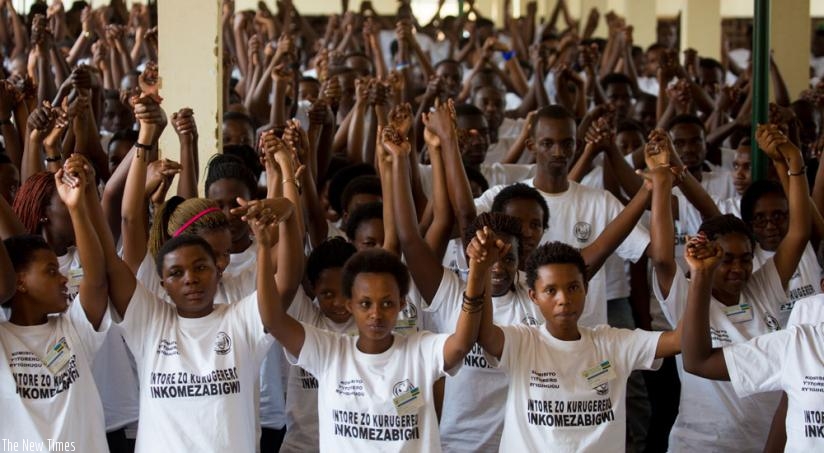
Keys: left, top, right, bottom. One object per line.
{"left": 476, "top": 241, "right": 681, "bottom": 451}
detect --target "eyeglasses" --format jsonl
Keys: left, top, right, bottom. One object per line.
{"left": 751, "top": 211, "right": 788, "bottom": 228}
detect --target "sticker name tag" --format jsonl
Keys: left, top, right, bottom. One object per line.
{"left": 582, "top": 360, "right": 617, "bottom": 389}
{"left": 723, "top": 303, "right": 753, "bottom": 323}
{"left": 67, "top": 267, "right": 84, "bottom": 288}
{"left": 43, "top": 337, "right": 71, "bottom": 374}
{"left": 393, "top": 386, "right": 423, "bottom": 416}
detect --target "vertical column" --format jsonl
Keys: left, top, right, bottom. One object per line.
{"left": 157, "top": 0, "right": 222, "bottom": 194}
{"left": 608, "top": 0, "right": 656, "bottom": 48}
{"left": 680, "top": 0, "right": 721, "bottom": 59}
{"left": 770, "top": 0, "right": 810, "bottom": 100}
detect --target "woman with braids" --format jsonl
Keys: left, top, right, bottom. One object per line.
{"left": 11, "top": 172, "right": 78, "bottom": 295}
{"left": 205, "top": 153, "right": 260, "bottom": 278}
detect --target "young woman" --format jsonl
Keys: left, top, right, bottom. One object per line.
{"left": 0, "top": 167, "right": 109, "bottom": 451}
{"left": 681, "top": 234, "right": 824, "bottom": 452}
{"left": 649, "top": 124, "right": 811, "bottom": 452}
{"left": 103, "top": 186, "right": 301, "bottom": 453}
{"left": 475, "top": 240, "right": 681, "bottom": 451}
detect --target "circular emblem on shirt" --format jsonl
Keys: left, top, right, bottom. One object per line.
{"left": 402, "top": 302, "right": 418, "bottom": 320}
{"left": 594, "top": 382, "right": 609, "bottom": 396}
{"left": 521, "top": 316, "right": 540, "bottom": 326}
{"left": 214, "top": 332, "right": 232, "bottom": 355}
{"left": 392, "top": 379, "right": 414, "bottom": 397}
{"left": 763, "top": 313, "right": 781, "bottom": 332}
{"left": 574, "top": 222, "right": 592, "bottom": 243}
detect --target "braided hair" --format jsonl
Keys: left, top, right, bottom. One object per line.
{"left": 148, "top": 197, "right": 230, "bottom": 257}
{"left": 12, "top": 172, "right": 55, "bottom": 234}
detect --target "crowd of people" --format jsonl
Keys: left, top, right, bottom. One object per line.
{"left": 1, "top": 0, "right": 824, "bottom": 452}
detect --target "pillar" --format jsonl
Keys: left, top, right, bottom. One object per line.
{"left": 157, "top": 0, "right": 223, "bottom": 195}
{"left": 608, "top": 0, "right": 656, "bottom": 49}
{"left": 680, "top": 0, "right": 721, "bottom": 59}
{"left": 770, "top": 0, "right": 810, "bottom": 99}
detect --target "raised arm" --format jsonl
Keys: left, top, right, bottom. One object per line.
{"left": 249, "top": 197, "right": 306, "bottom": 358}
{"left": 443, "top": 226, "right": 505, "bottom": 371}
{"left": 56, "top": 159, "right": 107, "bottom": 329}
{"left": 646, "top": 130, "right": 679, "bottom": 298}
{"left": 756, "top": 124, "right": 811, "bottom": 289}
{"left": 681, "top": 234, "right": 730, "bottom": 380}
{"left": 171, "top": 108, "right": 199, "bottom": 199}
{"left": 121, "top": 96, "right": 163, "bottom": 273}
{"left": 388, "top": 126, "right": 444, "bottom": 303}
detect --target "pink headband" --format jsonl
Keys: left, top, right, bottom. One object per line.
{"left": 172, "top": 207, "right": 220, "bottom": 237}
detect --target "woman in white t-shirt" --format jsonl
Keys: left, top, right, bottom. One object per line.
{"left": 476, "top": 241, "right": 682, "bottom": 452}
{"left": 0, "top": 167, "right": 110, "bottom": 451}
{"left": 101, "top": 192, "right": 303, "bottom": 453}
{"left": 265, "top": 221, "right": 504, "bottom": 453}
{"left": 681, "top": 236, "right": 824, "bottom": 453}
{"left": 649, "top": 125, "right": 811, "bottom": 452}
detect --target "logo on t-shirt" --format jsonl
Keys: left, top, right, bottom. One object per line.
{"left": 594, "top": 382, "right": 609, "bottom": 396}
{"left": 521, "top": 315, "right": 540, "bottom": 326}
{"left": 392, "top": 379, "right": 414, "bottom": 397}
{"left": 214, "top": 332, "right": 232, "bottom": 355}
{"left": 574, "top": 222, "right": 592, "bottom": 243}
{"left": 763, "top": 313, "right": 781, "bottom": 332}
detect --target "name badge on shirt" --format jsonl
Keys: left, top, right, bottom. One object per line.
{"left": 582, "top": 360, "right": 617, "bottom": 389}
{"left": 723, "top": 303, "right": 753, "bottom": 323}
{"left": 42, "top": 337, "right": 71, "bottom": 374}
{"left": 67, "top": 267, "right": 84, "bottom": 289}
{"left": 393, "top": 386, "right": 423, "bottom": 416}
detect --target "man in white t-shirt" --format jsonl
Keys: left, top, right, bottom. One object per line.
{"left": 681, "top": 242, "right": 824, "bottom": 453}
{"left": 477, "top": 241, "right": 682, "bottom": 451}
{"left": 475, "top": 105, "right": 650, "bottom": 327}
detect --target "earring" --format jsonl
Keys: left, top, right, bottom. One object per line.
{"left": 39, "top": 217, "right": 48, "bottom": 223}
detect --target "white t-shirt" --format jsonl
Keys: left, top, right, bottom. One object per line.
{"left": 494, "top": 324, "right": 661, "bottom": 452}
{"left": 788, "top": 295, "right": 824, "bottom": 327}
{"left": 224, "top": 238, "right": 257, "bottom": 279}
{"left": 754, "top": 244, "right": 822, "bottom": 326}
{"left": 476, "top": 180, "right": 650, "bottom": 327}
{"left": 652, "top": 260, "right": 785, "bottom": 452}
{"left": 417, "top": 163, "right": 535, "bottom": 199}
{"left": 57, "top": 248, "right": 139, "bottom": 432}
{"left": 424, "top": 269, "right": 543, "bottom": 452}
{"left": 723, "top": 322, "right": 824, "bottom": 453}
{"left": 577, "top": 162, "right": 631, "bottom": 301}
{"left": 120, "top": 283, "right": 274, "bottom": 453}
{"left": 0, "top": 297, "right": 110, "bottom": 451}
{"left": 291, "top": 325, "right": 456, "bottom": 452}
{"left": 637, "top": 76, "right": 660, "bottom": 96}
{"left": 716, "top": 195, "right": 741, "bottom": 217}
{"left": 483, "top": 136, "right": 518, "bottom": 165}
{"left": 281, "top": 293, "right": 357, "bottom": 453}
